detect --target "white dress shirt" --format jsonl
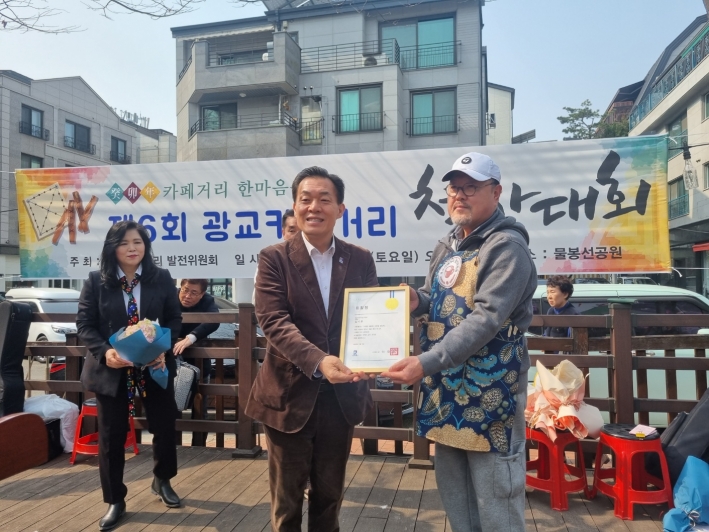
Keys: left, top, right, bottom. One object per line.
{"left": 301, "top": 232, "right": 336, "bottom": 315}
{"left": 117, "top": 264, "right": 142, "bottom": 316}
{"left": 301, "top": 233, "right": 336, "bottom": 378}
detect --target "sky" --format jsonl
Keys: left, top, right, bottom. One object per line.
{"left": 0, "top": 0, "right": 706, "bottom": 142}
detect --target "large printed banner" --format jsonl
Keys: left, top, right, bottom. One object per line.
{"left": 15, "top": 136, "right": 670, "bottom": 278}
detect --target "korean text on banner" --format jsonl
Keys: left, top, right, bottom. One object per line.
{"left": 15, "top": 136, "right": 670, "bottom": 279}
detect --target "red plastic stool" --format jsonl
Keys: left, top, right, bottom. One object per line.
{"left": 525, "top": 427, "right": 592, "bottom": 511}
{"left": 70, "top": 398, "right": 139, "bottom": 464}
{"left": 590, "top": 423, "right": 673, "bottom": 520}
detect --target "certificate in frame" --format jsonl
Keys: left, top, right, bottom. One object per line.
{"left": 339, "top": 286, "right": 410, "bottom": 372}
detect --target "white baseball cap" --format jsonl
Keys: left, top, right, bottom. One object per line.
{"left": 442, "top": 152, "right": 501, "bottom": 183}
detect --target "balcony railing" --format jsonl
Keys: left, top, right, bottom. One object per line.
{"left": 19, "top": 121, "right": 49, "bottom": 141}
{"left": 332, "top": 112, "right": 384, "bottom": 134}
{"left": 630, "top": 31, "right": 709, "bottom": 129}
{"left": 63, "top": 136, "right": 96, "bottom": 155}
{"left": 399, "top": 41, "right": 457, "bottom": 70}
{"left": 177, "top": 55, "right": 192, "bottom": 83}
{"left": 669, "top": 194, "right": 689, "bottom": 219}
{"left": 189, "top": 111, "right": 298, "bottom": 138}
{"left": 301, "top": 38, "right": 459, "bottom": 73}
{"left": 302, "top": 39, "right": 398, "bottom": 73}
{"left": 407, "top": 115, "right": 459, "bottom": 136}
{"left": 110, "top": 151, "right": 131, "bottom": 164}
{"left": 300, "top": 118, "right": 324, "bottom": 145}
{"left": 208, "top": 35, "right": 273, "bottom": 67}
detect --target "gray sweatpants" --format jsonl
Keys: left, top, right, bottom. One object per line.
{"left": 434, "top": 385, "right": 527, "bottom": 532}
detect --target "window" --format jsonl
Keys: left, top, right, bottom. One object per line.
{"left": 411, "top": 89, "right": 456, "bottom": 135}
{"left": 668, "top": 112, "right": 687, "bottom": 159}
{"left": 64, "top": 121, "right": 92, "bottom": 153}
{"left": 632, "top": 299, "right": 705, "bottom": 335}
{"left": 217, "top": 50, "right": 266, "bottom": 65}
{"left": 704, "top": 162, "right": 709, "bottom": 189}
{"left": 201, "top": 104, "right": 237, "bottom": 131}
{"left": 381, "top": 16, "right": 455, "bottom": 69}
{"left": 111, "top": 137, "right": 128, "bottom": 163}
{"left": 337, "top": 86, "right": 382, "bottom": 133}
{"left": 20, "top": 105, "right": 45, "bottom": 139}
{"left": 669, "top": 178, "right": 687, "bottom": 201}
{"left": 704, "top": 93, "right": 709, "bottom": 120}
{"left": 20, "top": 153, "right": 43, "bottom": 169}
{"left": 669, "top": 177, "right": 689, "bottom": 219}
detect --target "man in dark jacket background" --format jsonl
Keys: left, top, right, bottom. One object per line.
{"left": 174, "top": 278, "right": 220, "bottom": 446}
{"left": 174, "top": 279, "right": 220, "bottom": 352}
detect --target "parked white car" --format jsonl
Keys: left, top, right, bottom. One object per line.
{"left": 530, "top": 283, "right": 709, "bottom": 426}
{"left": 4, "top": 288, "right": 80, "bottom": 342}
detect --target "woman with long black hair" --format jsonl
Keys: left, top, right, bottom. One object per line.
{"left": 77, "top": 220, "right": 182, "bottom": 531}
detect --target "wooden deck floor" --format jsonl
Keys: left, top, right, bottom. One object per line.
{"left": 0, "top": 445, "right": 667, "bottom": 531}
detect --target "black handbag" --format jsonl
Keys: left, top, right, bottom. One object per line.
{"left": 647, "top": 388, "right": 709, "bottom": 486}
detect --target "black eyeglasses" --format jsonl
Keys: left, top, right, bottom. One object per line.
{"left": 444, "top": 182, "right": 496, "bottom": 198}
{"left": 180, "top": 287, "right": 203, "bottom": 298}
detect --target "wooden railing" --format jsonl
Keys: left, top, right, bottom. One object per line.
{"left": 22, "top": 302, "right": 709, "bottom": 469}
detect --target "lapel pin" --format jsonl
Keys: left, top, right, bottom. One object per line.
{"left": 339, "top": 257, "right": 343, "bottom": 264}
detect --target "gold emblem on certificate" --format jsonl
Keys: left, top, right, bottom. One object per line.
{"left": 339, "top": 287, "right": 410, "bottom": 372}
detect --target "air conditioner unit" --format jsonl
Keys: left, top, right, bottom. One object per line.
{"left": 263, "top": 41, "right": 274, "bottom": 61}
{"left": 362, "top": 53, "right": 389, "bottom": 67}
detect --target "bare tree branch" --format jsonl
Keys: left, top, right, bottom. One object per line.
{"left": 0, "top": 0, "right": 202, "bottom": 33}
{"left": 2, "top": 0, "right": 426, "bottom": 33}
{"left": 0, "top": 0, "right": 80, "bottom": 33}
{"left": 85, "top": 0, "right": 203, "bottom": 20}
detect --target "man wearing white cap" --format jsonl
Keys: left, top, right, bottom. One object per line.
{"left": 383, "top": 152, "right": 537, "bottom": 531}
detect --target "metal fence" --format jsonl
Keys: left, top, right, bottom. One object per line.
{"left": 177, "top": 55, "right": 192, "bottom": 83}
{"left": 399, "top": 41, "right": 457, "bottom": 70}
{"left": 407, "top": 115, "right": 458, "bottom": 136}
{"left": 189, "top": 112, "right": 298, "bottom": 138}
{"left": 207, "top": 34, "right": 273, "bottom": 67}
{"left": 110, "top": 151, "right": 131, "bottom": 164}
{"left": 299, "top": 118, "right": 325, "bottom": 144}
{"left": 301, "top": 39, "right": 460, "bottom": 73}
{"left": 19, "top": 121, "right": 49, "bottom": 141}
{"left": 669, "top": 194, "right": 690, "bottom": 219}
{"left": 629, "top": 30, "right": 709, "bottom": 130}
{"left": 63, "top": 136, "right": 96, "bottom": 155}
{"left": 331, "top": 112, "right": 383, "bottom": 134}
{"left": 301, "top": 39, "right": 400, "bottom": 73}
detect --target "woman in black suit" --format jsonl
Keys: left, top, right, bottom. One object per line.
{"left": 77, "top": 220, "right": 182, "bottom": 531}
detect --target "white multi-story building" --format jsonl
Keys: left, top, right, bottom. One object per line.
{"left": 0, "top": 70, "right": 175, "bottom": 291}
{"left": 628, "top": 14, "right": 709, "bottom": 294}
{"left": 486, "top": 82, "right": 514, "bottom": 145}
{"left": 171, "top": 0, "right": 503, "bottom": 297}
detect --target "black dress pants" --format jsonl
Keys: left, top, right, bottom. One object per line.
{"left": 264, "top": 386, "right": 354, "bottom": 532}
{"left": 95, "top": 368, "right": 178, "bottom": 504}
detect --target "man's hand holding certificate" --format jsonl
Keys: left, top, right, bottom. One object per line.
{"left": 339, "top": 286, "right": 410, "bottom": 373}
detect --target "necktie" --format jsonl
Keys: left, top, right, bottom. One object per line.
{"left": 120, "top": 274, "right": 144, "bottom": 417}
